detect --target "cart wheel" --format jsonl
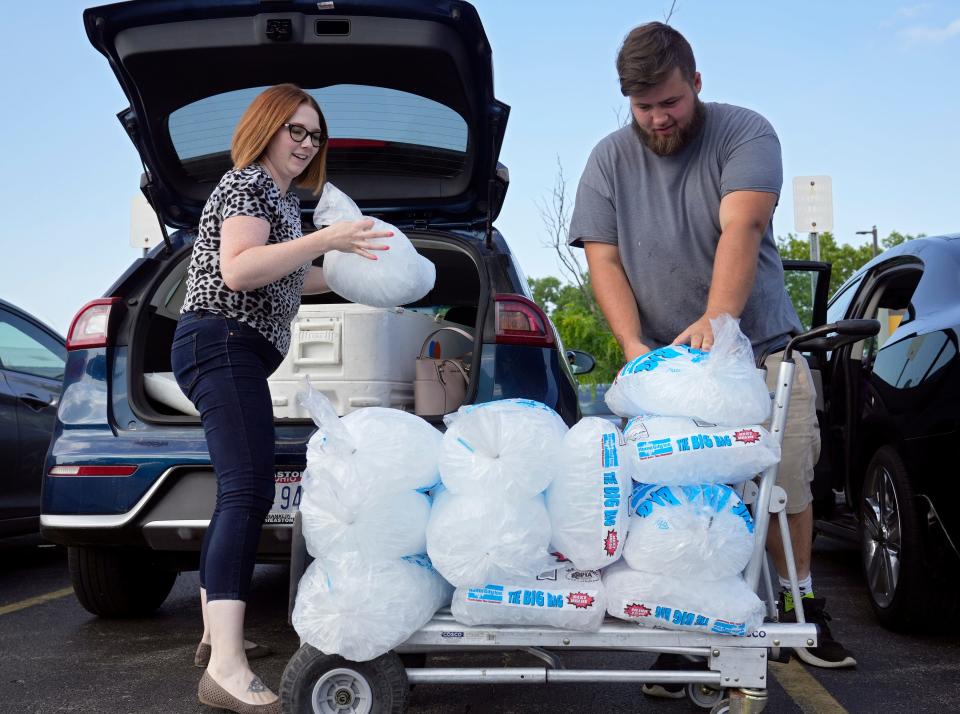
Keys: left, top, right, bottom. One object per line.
{"left": 280, "top": 644, "right": 409, "bottom": 714}
{"left": 709, "top": 689, "right": 768, "bottom": 714}
{"left": 687, "top": 682, "right": 724, "bottom": 709}
{"left": 709, "top": 699, "right": 731, "bottom": 714}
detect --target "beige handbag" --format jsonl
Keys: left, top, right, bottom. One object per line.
{"left": 414, "top": 326, "right": 473, "bottom": 417}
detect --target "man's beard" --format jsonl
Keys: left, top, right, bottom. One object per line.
{"left": 632, "top": 98, "right": 706, "bottom": 156}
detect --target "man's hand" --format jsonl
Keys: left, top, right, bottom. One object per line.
{"left": 672, "top": 312, "right": 717, "bottom": 351}
{"left": 624, "top": 339, "right": 652, "bottom": 363}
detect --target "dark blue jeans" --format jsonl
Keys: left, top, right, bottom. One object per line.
{"left": 170, "top": 311, "right": 284, "bottom": 602}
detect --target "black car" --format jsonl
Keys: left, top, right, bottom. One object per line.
{"left": 805, "top": 236, "right": 960, "bottom": 630}
{"left": 0, "top": 299, "right": 66, "bottom": 538}
{"left": 40, "top": 0, "right": 591, "bottom": 618}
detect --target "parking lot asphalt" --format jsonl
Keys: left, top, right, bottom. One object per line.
{"left": 2, "top": 534, "right": 958, "bottom": 714}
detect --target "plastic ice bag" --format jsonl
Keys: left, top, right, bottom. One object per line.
{"left": 292, "top": 553, "right": 452, "bottom": 662}
{"left": 604, "top": 315, "right": 771, "bottom": 425}
{"left": 622, "top": 483, "right": 755, "bottom": 579}
{"left": 313, "top": 182, "right": 435, "bottom": 307}
{"left": 300, "top": 384, "right": 442, "bottom": 494}
{"left": 439, "top": 399, "right": 568, "bottom": 499}
{"left": 426, "top": 489, "right": 553, "bottom": 587}
{"left": 340, "top": 407, "right": 443, "bottom": 492}
{"left": 623, "top": 415, "right": 780, "bottom": 486}
{"left": 545, "top": 418, "right": 630, "bottom": 570}
{"left": 300, "top": 481, "right": 431, "bottom": 561}
{"left": 602, "top": 560, "right": 764, "bottom": 636}
{"left": 451, "top": 554, "right": 606, "bottom": 631}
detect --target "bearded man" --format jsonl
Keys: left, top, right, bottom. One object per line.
{"left": 568, "top": 21, "right": 856, "bottom": 695}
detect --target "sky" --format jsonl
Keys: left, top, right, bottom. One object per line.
{"left": 2, "top": 0, "right": 959, "bottom": 336}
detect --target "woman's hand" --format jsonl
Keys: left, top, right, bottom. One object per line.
{"left": 318, "top": 218, "right": 393, "bottom": 260}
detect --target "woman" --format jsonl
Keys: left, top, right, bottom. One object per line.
{"left": 171, "top": 83, "right": 391, "bottom": 713}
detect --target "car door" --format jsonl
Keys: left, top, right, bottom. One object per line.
{"left": 0, "top": 307, "right": 66, "bottom": 526}
{"left": 807, "top": 270, "right": 870, "bottom": 518}
{"left": 825, "top": 259, "right": 924, "bottom": 501}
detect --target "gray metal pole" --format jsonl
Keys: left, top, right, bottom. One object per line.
{"left": 808, "top": 231, "right": 820, "bottom": 262}
{"left": 808, "top": 231, "right": 819, "bottom": 310}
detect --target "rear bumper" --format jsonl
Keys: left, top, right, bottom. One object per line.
{"left": 40, "top": 466, "right": 294, "bottom": 558}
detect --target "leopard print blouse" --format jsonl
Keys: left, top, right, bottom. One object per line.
{"left": 180, "top": 163, "right": 309, "bottom": 356}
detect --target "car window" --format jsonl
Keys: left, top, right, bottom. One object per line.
{"left": 169, "top": 84, "right": 468, "bottom": 184}
{"left": 873, "top": 331, "right": 957, "bottom": 389}
{"left": 0, "top": 310, "right": 66, "bottom": 380}
{"left": 826, "top": 275, "right": 864, "bottom": 325}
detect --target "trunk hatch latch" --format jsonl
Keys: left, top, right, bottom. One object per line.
{"left": 266, "top": 19, "right": 293, "bottom": 42}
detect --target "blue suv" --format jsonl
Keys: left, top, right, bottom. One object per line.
{"left": 41, "top": 0, "right": 590, "bottom": 617}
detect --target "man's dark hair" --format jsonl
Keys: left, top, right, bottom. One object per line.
{"left": 616, "top": 22, "right": 697, "bottom": 96}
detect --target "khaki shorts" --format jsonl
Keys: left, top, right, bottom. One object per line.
{"left": 762, "top": 351, "right": 821, "bottom": 515}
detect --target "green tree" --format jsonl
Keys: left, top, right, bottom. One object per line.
{"left": 777, "top": 230, "right": 922, "bottom": 329}
{"left": 529, "top": 275, "right": 622, "bottom": 385}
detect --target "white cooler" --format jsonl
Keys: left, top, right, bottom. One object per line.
{"left": 269, "top": 304, "right": 471, "bottom": 417}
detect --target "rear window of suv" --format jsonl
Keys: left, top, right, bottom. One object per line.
{"left": 169, "top": 84, "right": 468, "bottom": 184}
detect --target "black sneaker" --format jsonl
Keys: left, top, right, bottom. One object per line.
{"left": 778, "top": 594, "right": 857, "bottom": 669}
{"left": 640, "top": 653, "right": 705, "bottom": 699}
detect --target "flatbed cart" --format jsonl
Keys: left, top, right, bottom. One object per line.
{"left": 280, "top": 320, "right": 880, "bottom": 714}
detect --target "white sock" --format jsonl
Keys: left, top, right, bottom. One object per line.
{"left": 778, "top": 575, "right": 814, "bottom": 596}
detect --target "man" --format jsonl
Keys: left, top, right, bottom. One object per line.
{"left": 568, "top": 22, "right": 856, "bottom": 694}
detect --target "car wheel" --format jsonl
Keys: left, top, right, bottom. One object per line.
{"left": 280, "top": 644, "right": 409, "bottom": 714}
{"left": 859, "top": 446, "right": 932, "bottom": 631}
{"left": 68, "top": 546, "right": 177, "bottom": 618}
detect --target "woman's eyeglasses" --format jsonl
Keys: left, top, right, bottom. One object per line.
{"left": 283, "top": 123, "right": 327, "bottom": 148}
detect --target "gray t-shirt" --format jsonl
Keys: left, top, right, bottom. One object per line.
{"left": 568, "top": 102, "right": 802, "bottom": 357}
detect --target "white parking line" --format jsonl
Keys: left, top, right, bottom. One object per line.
{"left": 0, "top": 587, "right": 73, "bottom": 616}
{"left": 770, "top": 658, "right": 848, "bottom": 713}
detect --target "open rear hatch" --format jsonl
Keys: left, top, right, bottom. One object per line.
{"left": 84, "top": 0, "right": 509, "bottom": 231}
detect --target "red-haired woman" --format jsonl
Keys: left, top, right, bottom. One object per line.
{"left": 171, "top": 83, "right": 390, "bottom": 713}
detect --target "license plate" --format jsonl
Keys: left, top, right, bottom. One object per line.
{"left": 266, "top": 469, "right": 303, "bottom": 524}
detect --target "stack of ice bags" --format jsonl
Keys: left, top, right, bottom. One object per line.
{"left": 601, "top": 315, "right": 773, "bottom": 636}
{"left": 292, "top": 384, "right": 451, "bottom": 661}
{"left": 428, "top": 399, "right": 571, "bottom": 623}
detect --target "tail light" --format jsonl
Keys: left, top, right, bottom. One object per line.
{"left": 48, "top": 465, "right": 138, "bottom": 477}
{"left": 66, "top": 298, "right": 121, "bottom": 350}
{"left": 494, "top": 294, "right": 556, "bottom": 347}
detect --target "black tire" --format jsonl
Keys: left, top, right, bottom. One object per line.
{"left": 67, "top": 546, "right": 177, "bottom": 618}
{"left": 280, "top": 645, "right": 409, "bottom": 714}
{"left": 858, "top": 446, "right": 948, "bottom": 631}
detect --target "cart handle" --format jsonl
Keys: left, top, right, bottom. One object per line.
{"left": 784, "top": 319, "right": 881, "bottom": 361}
